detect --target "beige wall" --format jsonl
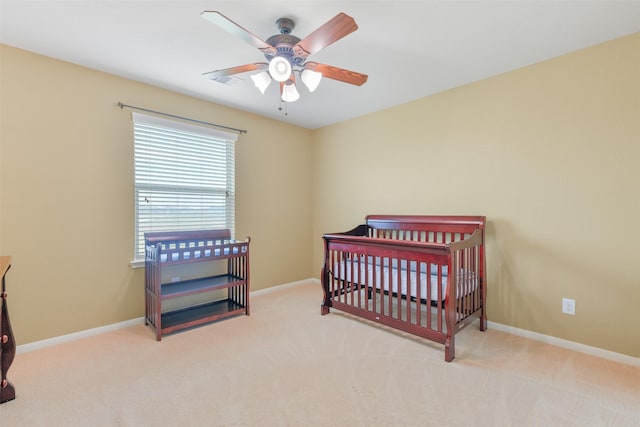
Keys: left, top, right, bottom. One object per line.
{"left": 312, "top": 33, "right": 640, "bottom": 358}
{"left": 0, "top": 45, "right": 313, "bottom": 344}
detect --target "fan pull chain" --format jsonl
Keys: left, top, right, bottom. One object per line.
{"left": 278, "top": 100, "right": 289, "bottom": 116}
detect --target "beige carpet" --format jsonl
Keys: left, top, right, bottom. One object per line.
{"left": 3, "top": 280, "right": 639, "bottom": 426}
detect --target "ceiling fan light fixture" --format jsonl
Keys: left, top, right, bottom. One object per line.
{"left": 281, "top": 81, "right": 300, "bottom": 102}
{"left": 202, "top": 12, "right": 367, "bottom": 109}
{"left": 301, "top": 69, "right": 322, "bottom": 93}
{"left": 269, "top": 56, "right": 292, "bottom": 82}
{"left": 250, "top": 71, "right": 272, "bottom": 94}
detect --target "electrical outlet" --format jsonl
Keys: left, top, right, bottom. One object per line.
{"left": 171, "top": 276, "right": 181, "bottom": 283}
{"left": 562, "top": 298, "right": 575, "bottom": 315}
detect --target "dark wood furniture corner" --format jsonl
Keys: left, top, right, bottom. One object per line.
{"left": 144, "top": 229, "right": 250, "bottom": 340}
{"left": 1, "top": 256, "right": 16, "bottom": 403}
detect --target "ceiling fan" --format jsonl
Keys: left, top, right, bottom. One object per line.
{"left": 201, "top": 11, "right": 368, "bottom": 103}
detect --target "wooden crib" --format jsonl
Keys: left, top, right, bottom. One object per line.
{"left": 320, "top": 215, "right": 486, "bottom": 362}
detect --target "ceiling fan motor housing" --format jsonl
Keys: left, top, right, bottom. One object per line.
{"left": 265, "top": 33, "right": 304, "bottom": 66}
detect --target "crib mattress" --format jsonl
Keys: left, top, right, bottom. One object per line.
{"left": 332, "top": 258, "right": 476, "bottom": 301}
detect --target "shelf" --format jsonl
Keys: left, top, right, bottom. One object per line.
{"left": 160, "top": 299, "right": 246, "bottom": 335}
{"left": 160, "top": 274, "right": 244, "bottom": 299}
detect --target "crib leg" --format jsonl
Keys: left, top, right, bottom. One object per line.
{"left": 320, "top": 288, "right": 332, "bottom": 315}
{"left": 321, "top": 303, "right": 330, "bottom": 315}
{"left": 480, "top": 277, "right": 487, "bottom": 331}
{"left": 479, "top": 309, "right": 487, "bottom": 331}
{"left": 444, "top": 336, "right": 455, "bottom": 362}
{"left": 444, "top": 299, "right": 456, "bottom": 362}
{"left": 321, "top": 294, "right": 332, "bottom": 315}
{"left": 320, "top": 266, "right": 331, "bottom": 315}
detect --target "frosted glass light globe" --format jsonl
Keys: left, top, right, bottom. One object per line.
{"left": 269, "top": 56, "right": 292, "bottom": 82}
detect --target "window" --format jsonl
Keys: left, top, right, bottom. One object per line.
{"left": 132, "top": 112, "right": 237, "bottom": 261}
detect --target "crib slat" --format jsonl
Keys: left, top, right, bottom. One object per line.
{"left": 425, "top": 267, "right": 429, "bottom": 328}
{"left": 357, "top": 253, "right": 361, "bottom": 308}
{"left": 387, "top": 257, "right": 392, "bottom": 317}
{"left": 406, "top": 260, "right": 411, "bottom": 322}
{"left": 371, "top": 256, "right": 377, "bottom": 315}
{"left": 351, "top": 253, "right": 355, "bottom": 307}
{"left": 416, "top": 262, "right": 422, "bottom": 327}
{"left": 340, "top": 252, "right": 344, "bottom": 305}
{"left": 437, "top": 266, "right": 443, "bottom": 333}
{"left": 396, "top": 257, "right": 401, "bottom": 321}
{"left": 352, "top": 254, "right": 363, "bottom": 307}
{"left": 463, "top": 249, "right": 469, "bottom": 320}
{"left": 340, "top": 252, "right": 345, "bottom": 305}
{"left": 329, "top": 251, "right": 340, "bottom": 299}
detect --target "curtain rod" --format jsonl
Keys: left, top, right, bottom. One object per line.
{"left": 117, "top": 102, "right": 248, "bottom": 134}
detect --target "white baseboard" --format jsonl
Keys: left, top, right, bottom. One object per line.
{"left": 16, "top": 279, "right": 640, "bottom": 367}
{"left": 16, "top": 317, "right": 145, "bottom": 354}
{"left": 250, "top": 277, "right": 316, "bottom": 296}
{"left": 16, "top": 279, "right": 316, "bottom": 355}
{"left": 488, "top": 321, "right": 640, "bottom": 367}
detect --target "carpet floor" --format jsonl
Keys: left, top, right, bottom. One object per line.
{"left": 3, "top": 280, "right": 639, "bottom": 426}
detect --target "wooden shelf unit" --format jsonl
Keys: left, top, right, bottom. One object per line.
{"left": 144, "top": 229, "right": 250, "bottom": 340}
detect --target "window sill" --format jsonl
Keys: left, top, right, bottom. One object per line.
{"left": 130, "top": 259, "right": 145, "bottom": 269}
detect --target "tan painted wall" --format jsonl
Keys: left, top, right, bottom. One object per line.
{"left": 312, "top": 33, "right": 640, "bottom": 358}
{"left": 0, "top": 45, "right": 313, "bottom": 344}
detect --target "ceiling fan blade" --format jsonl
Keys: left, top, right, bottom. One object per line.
{"left": 203, "top": 63, "right": 268, "bottom": 83}
{"left": 202, "top": 11, "right": 277, "bottom": 56}
{"left": 305, "top": 62, "right": 368, "bottom": 86}
{"left": 292, "top": 13, "right": 358, "bottom": 58}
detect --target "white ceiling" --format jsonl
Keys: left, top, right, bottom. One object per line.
{"left": 1, "top": 1, "right": 639, "bottom": 129}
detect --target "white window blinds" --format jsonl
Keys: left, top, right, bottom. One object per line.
{"left": 132, "top": 112, "right": 237, "bottom": 260}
